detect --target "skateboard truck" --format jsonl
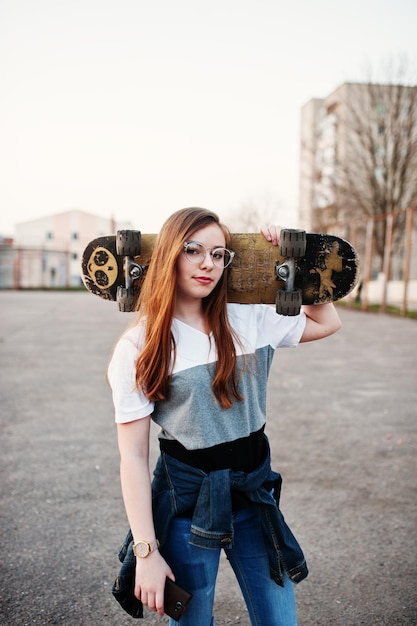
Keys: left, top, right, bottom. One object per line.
{"left": 276, "top": 258, "right": 296, "bottom": 284}
{"left": 274, "top": 229, "right": 306, "bottom": 316}
{"left": 116, "top": 230, "right": 144, "bottom": 312}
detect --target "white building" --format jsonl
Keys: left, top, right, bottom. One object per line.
{"left": 8, "top": 209, "right": 129, "bottom": 288}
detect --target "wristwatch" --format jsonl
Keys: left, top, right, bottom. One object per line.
{"left": 133, "top": 539, "right": 160, "bottom": 558}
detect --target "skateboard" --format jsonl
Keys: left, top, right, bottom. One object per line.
{"left": 81, "top": 230, "right": 359, "bottom": 315}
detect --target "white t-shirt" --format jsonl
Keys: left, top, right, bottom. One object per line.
{"left": 108, "top": 304, "right": 306, "bottom": 451}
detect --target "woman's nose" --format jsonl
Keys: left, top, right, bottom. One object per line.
{"left": 200, "top": 250, "right": 215, "bottom": 268}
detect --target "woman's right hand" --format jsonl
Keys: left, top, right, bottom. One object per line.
{"left": 117, "top": 417, "right": 175, "bottom": 616}
{"left": 134, "top": 550, "right": 175, "bottom": 617}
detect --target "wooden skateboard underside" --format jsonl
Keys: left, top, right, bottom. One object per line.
{"left": 81, "top": 232, "right": 359, "bottom": 308}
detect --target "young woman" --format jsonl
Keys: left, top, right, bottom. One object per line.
{"left": 108, "top": 207, "right": 341, "bottom": 625}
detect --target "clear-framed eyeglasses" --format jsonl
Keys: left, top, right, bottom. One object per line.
{"left": 183, "top": 241, "right": 235, "bottom": 268}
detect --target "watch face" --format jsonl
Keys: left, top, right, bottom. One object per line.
{"left": 135, "top": 541, "right": 150, "bottom": 557}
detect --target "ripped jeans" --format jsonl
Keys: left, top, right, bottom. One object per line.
{"left": 160, "top": 506, "right": 298, "bottom": 626}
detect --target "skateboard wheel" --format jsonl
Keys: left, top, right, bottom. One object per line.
{"left": 116, "top": 230, "right": 142, "bottom": 256}
{"left": 117, "top": 286, "right": 139, "bottom": 312}
{"left": 279, "top": 229, "right": 306, "bottom": 258}
{"left": 276, "top": 288, "right": 302, "bottom": 316}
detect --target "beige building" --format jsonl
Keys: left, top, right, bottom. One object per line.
{"left": 4, "top": 209, "right": 129, "bottom": 288}
{"left": 298, "top": 97, "right": 324, "bottom": 231}
{"left": 299, "top": 83, "right": 359, "bottom": 231}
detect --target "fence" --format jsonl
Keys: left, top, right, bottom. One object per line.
{"left": 0, "top": 246, "right": 74, "bottom": 289}
{"left": 323, "top": 206, "right": 417, "bottom": 315}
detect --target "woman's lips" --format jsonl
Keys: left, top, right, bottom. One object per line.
{"left": 194, "top": 276, "right": 213, "bottom": 285}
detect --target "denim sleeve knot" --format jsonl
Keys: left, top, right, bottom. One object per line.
{"left": 190, "top": 469, "right": 234, "bottom": 549}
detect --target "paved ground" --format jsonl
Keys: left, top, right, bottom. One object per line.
{"left": 0, "top": 291, "right": 416, "bottom": 626}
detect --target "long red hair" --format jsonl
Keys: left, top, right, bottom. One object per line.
{"left": 135, "top": 207, "right": 243, "bottom": 409}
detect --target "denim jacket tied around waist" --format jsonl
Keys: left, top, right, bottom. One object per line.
{"left": 150, "top": 436, "right": 308, "bottom": 586}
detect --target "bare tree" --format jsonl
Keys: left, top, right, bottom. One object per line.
{"left": 342, "top": 84, "right": 417, "bottom": 263}
{"left": 309, "top": 60, "right": 417, "bottom": 271}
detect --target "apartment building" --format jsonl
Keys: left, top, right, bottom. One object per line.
{"left": 298, "top": 81, "right": 417, "bottom": 231}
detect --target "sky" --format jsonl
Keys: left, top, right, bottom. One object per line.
{"left": 1, "top": 0, "right": 416, "bottom": 237}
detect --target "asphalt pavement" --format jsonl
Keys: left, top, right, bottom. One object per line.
{"left": 1, "top": 291, "right": 416, "bottom": 626}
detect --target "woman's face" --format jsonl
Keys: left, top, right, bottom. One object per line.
{"left": 176, "top": 223, "right": 226, "bottom": 304}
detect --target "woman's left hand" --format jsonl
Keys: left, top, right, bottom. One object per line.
{"left": 260, "top": 224, "right": 282, "bottom": 246}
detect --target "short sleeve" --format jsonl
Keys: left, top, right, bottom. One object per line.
{"left": 107, "top": 332, "right": 154, "bottom": 423}
{"left": 258, "top": 305, "right": 306, "bottom": 348}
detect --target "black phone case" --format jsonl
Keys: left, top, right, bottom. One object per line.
{"left": 164, "top": 578, "right": 193, "bottom": 619}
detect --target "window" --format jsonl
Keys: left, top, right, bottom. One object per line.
{"left": 375, "top": 103, "right": 387, "bottom": 116}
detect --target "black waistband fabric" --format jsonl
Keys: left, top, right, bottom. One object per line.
{"left": 159, "top": 425, "right": 266, "bottom": 474}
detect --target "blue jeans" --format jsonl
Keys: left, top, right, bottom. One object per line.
{"left": 160, "top": 506, "right": 298, "bottom": 626}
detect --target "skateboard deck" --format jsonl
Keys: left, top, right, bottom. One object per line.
{"left": 81, "top": 231, "right": 359, "bottom": 315}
